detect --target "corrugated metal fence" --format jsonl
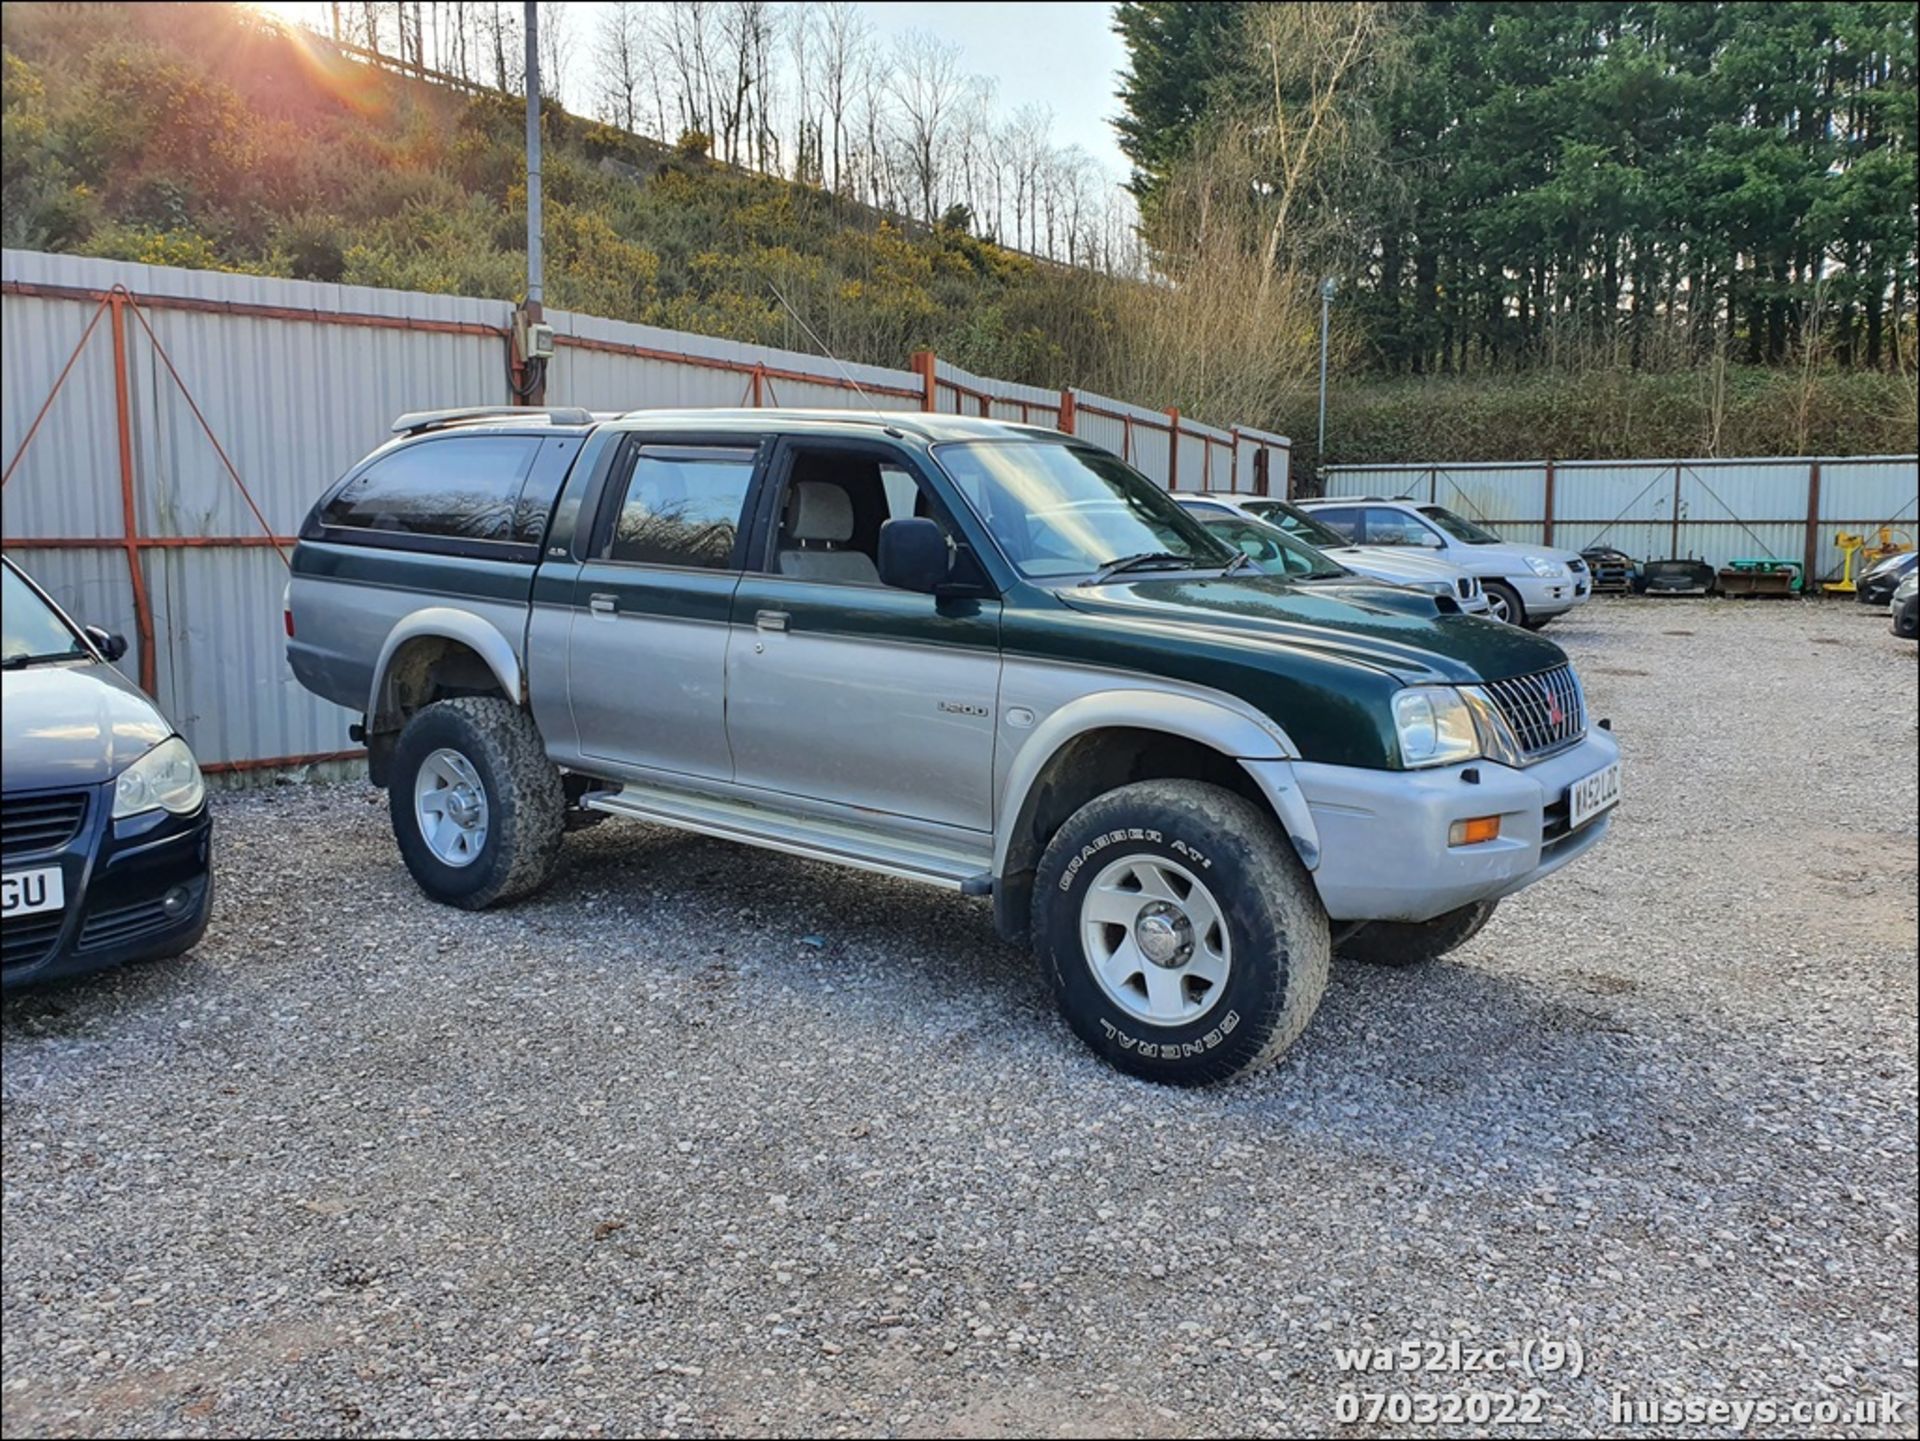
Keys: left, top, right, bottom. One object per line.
{"left": 1, "top": 249, "right": 1289, "bottom": 773}
{"left": 1320, "top": 456, "right": 1919, "bottom": 581}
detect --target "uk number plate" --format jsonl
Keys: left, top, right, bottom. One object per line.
{"left": 1568, "top": 761, "right": 1621, "bottom": 831}
{"left": 2, "top": 866, "right": 65, "bottom": 918}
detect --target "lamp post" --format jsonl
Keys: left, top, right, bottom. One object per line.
{"left": 524, "top": 2, "right": 543, "bottom": 314}
{"left": 515, "top": 1, "right": 546, "bottom": 403}
{"left": 1317, "top": 275, "right": 1337, "bottom": 474}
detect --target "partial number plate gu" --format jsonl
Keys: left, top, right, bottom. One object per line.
{"left": 2, "top": 866, "right": 65, "bottom": 919}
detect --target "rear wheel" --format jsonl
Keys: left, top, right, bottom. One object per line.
{"left": 389, "top": 697, "right": 565, "bottom": 909}
{"left": 1033, "top": 780, "right": 1330, "bottom": 1086}
{"left": 1337, "top": 899, "right": 1497, "bottom": 967}
{"left": 1483, "top": 581, "right": 1525, "bottom": 626}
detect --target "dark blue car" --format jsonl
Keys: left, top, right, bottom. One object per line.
{"left": 2, "top": 556, "right": 213, "bottom": 986}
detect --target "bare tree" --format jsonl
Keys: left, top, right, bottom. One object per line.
{"left": 890, "top": 30, "right": 962, "bottom": 224}
{"left": 664, "top": 1, "right": 719, "bottom": 141}
{"left": 594, "top": 1, "right": 645, "bottom": 131}
{"left": 537, "top": 1, "right": 573, "bottom": 103}
{"left": 1244, "top": 2, "right": 1387, "bottom": 294}
{"left": 950, "top": 75, "right": 995, "bottom": 229}
{"left": 713, "top": 1, "right": 776, "bottom": 167}
{"left": 815, "top": 2, "right": 867, "bottom": 196}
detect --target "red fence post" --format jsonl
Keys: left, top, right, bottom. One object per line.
{"left": 751, "top": 362, "right": 765, "bottom": 406}
{"left": 1543, "top": 458, "right": 1557, "bottom": 546}
{"left": 1058, "top": 388, "right": 1075, "bottom": 435}
{"left": 1167, "top": 408, "right": 1181, "bottom": 491}
{"left": 1254, "top": 447, "right": 1270, "bottom": 498}
{"left": 910, "top": 349, "right": 937, "bottom": 411}
{"left": 1804, "top": 461, "right": 1822, "bottom": 584}
{"left": 108, "top": 291, "right": 158, "bottom": 696}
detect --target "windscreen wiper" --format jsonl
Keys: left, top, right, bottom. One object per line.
{"left": 0, "top": 648, "right": 88, "bottom": 670}
{"left": 1079, "top": 551, "right": 1199, "bottom": 586}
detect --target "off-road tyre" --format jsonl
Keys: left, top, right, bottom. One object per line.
{"left": 389, "top": 697, "right": 566, "bottom": 909}
{"left": 1033, "top": 780, "right": 1330, "bottom": 1086}
{"left": 1336, "top": 899, "right": 1497, "bottom": 967}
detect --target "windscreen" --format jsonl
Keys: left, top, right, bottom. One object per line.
{"left": 933, "top": 441, "right": 1233, "bottom": 581}
{"left": 1420, "top": 505, "right": 1503, "bottom": 545}
{"left": 2, "top": 564, "right": 86, "bottom": 666}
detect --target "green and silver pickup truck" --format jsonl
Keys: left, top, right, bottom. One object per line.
{"left": 287, "top": 407, "right": 1620, "bottom": 1084}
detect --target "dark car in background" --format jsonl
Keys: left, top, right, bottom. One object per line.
{"left": 1, "top": 556, "right": 212, "bottom": 986}
{"left": 1857, "top": 550, "right": 1917, "bottom": 607}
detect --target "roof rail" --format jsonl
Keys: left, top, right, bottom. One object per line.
{"left": 391, "top": 405, "right": 595, "bottom": 434}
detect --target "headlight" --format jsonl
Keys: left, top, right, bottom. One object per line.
{"left": 113, "top": 735, "right": 205, "bottom": 818}
{"left": 1525, "top": 557, "right": 1564, "bottom": 578}
{"left": 1392, "top": 686, "right": 1482, "bottom": 768}
{"left": 1417, "top": 580, "right": 1452, "bottom": 597}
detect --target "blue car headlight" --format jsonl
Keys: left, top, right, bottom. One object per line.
{"left": 113, "top": 735, "right": 206, "bottom": 819}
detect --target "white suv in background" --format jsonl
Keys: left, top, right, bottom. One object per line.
{"left": 1294, "top": 497, "right": 1590, "bottom": 628}
{"left": 1178, "top": 495, "right": 1492, "bottom": 616}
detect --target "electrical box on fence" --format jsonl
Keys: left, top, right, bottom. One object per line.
{"left": 513, "top": 310, "right": 556, "bottom": 362}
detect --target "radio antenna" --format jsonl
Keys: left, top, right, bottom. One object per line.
{"left": 765, "top": 280, "right": 891, "bottom": 420}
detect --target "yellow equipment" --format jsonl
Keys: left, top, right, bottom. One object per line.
{"left": 1824, "top": 526, "right": 1914, "bottom": 594}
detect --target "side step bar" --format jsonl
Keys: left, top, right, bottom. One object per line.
{"left": 583, "top": 783, "right": 994, "bottom": 893}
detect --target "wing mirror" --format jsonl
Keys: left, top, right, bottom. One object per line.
{"left": 878, "top": 517, "right": 953, "bottom": 594}
{"left": 84, "top": 625, "right": 128, "bottom": 662}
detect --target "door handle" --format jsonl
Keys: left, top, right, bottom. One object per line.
{"left": 588, "top": 592, "right": 617, "bottom": 615}
{"left": 755, "top": 609, "right": 790, "bottom": 632}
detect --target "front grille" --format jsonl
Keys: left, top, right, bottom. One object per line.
{"left": 1485, "top": 664, "right": 1586, "bottom": 759}
{"left": 1456, "top": 577, "right": 1476, "bottom": 599}
{"left": 78, "top": 897, "right": 171, "bottom": 951}
{"left": 76, "top": 877, "right": 207, "bottom": 953}
{"left": 2, "top": 911, "right": 65, "bottom": 972}
{"left": 2, "top": 790, "right": 90, "bottom": 860}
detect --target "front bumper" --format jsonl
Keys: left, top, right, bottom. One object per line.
{"left": 1511, "top": 573, "right": 1589, "bottom": 618}
{"left": 2, "top": 786, "right": 213, "bottom": 988}
{"left": 1250, "top": 730, "right": 1619, "bottom": 924}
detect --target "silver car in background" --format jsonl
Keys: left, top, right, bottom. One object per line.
{"left": 1178, "top": 495, "right": 1492, "bottom": 616}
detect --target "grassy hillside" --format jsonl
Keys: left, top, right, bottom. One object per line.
{"left": 0, "top": 2, "right": 1108, "bottom": 385}
{"left": 3, "top": 1, "right": 1913, "bottom": 463}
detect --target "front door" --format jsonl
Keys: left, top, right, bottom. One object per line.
{"left": 566, "top": 439, "right": 762, "bottom": 780}
{"left": 725, "top": 440, "right": 1002, "bottom": 833}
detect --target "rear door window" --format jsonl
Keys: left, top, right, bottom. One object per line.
{"left": 601, "top": 445, "right": 759, "bottom": 569}
{"left": 1361, "top": 507, "right": 1436, "bottom": 546}
{"left": 322, "top": 436, "right": 541, "bottom": 543}
{"left": 1308, "top": 505, "right": 1364, "bottom": 542}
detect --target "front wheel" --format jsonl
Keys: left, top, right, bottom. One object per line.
{"left": 389, "top": 697, "right": 566, "bottom": 909}
{"left": 1483, "top": 580, "right": 1526, "bottom": 626}
{"left": 1337, "top": 899, "right": 1497, "bottom": 967}
{"left": 1033, "top": 780, "right": 1330, "bottom": 1086}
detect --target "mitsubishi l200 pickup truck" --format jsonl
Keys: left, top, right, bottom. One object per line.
{"left": 286, "top": 407, "right": 1620, "bottom": 1084}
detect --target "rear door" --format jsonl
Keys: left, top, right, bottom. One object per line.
{"left": 564, "top": 437, "right": 764, "bottom": 781}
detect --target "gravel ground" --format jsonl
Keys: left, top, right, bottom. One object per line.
{"left": 3, "top": 597, "right": 1916, "bottom": 1439}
